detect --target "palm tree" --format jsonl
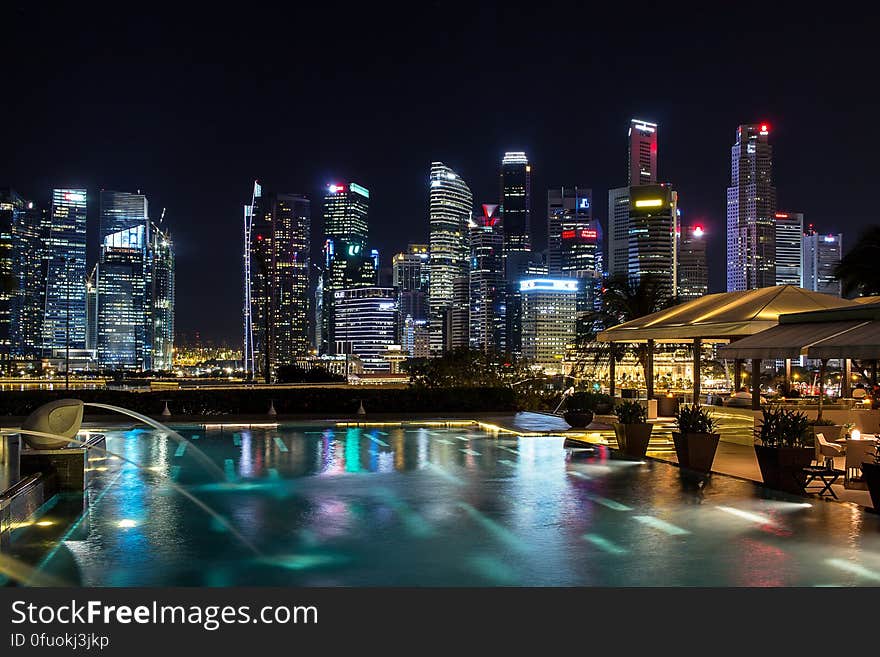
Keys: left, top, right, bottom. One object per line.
{"left": 833, "top": 226, "right": 880, "bottom": 297}
{"left": 573, "top": 274, "right": 679, "bottom": 385}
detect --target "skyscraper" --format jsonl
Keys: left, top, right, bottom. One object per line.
{"left": 547, "top": 186, "right": 604, "bottom": 337}
{"left": 96, "top": 191, "right": 150, "bottom": 369}
{"left": 628, "top": 184, "right": 678, "bottom": 301}
{"left": 676, "top": 224, "right": 708, "bottom": 301}
{"left": 320, "top": 182, "right": 374, "bottom": 355}
{"left": 43, "top": 188, "right": 87, "bottom": 353}
{"left": 774, "top": 211, "right": 804, "bottom": 287}
{"left": 609, "top": 119, "right": 659, "bottom": 279}
{"left": 607, "top": 186, "right": 631, "bottom": 277}
{"left": 428, "top": 162, "right": 472, "bottom": 355}
{"left": 7, "top": 192, "right": 45, "bottom": 364}
{"left": 628, "top": 119, "right": 658, "bottom": 186}
{"left": 803, "top": 228, "right": 843, "bottom": 297}
{"left": 244, "top": 182, "right": 312, "bottom": 379}
{"left": 499, "top": 152, "right": 531, "bottom": 272}
{"left": 149, "top": 223, "right": 175, "bottom": 370}
{"left": 726, "top": 123, "right": 777, "bottom": 291}
{"left": 96, "top": 225, "right": 147, "bottom": 369}
{"left": 99, "top": 190, "right": 148, "bottom": 242}
{"left": 323, "top": 182, "right": 369, "bottom": 248}
{"left": 0, "top": 189, "right": 22, "bottom": 371}
{"left": 392, "top": 243, "right": 429, "bottom": 335}
{"left": 333, "top": 287, "right": 398, "bottom": 371}
{"left": 520, "top": 278, "right": 578, "bottom": 373}
{"left": 469, "top": 204, "right": 505, "bottom": 353}
{"left": 547, "top": 186, "right": 593, "bottom": 276}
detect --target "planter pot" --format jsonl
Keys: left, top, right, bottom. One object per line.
{"left": 613, "top": 422, "right": 653, "bottom": 458}
{"left": 861, "top": 462, "right": 880, "bottom": 511}
{"left": 754, "top": 445, "right": 815, "bottom": 495}
{"left": 672, "top": 432, "right": 720, "bottom": 474}
{"left": 563, "top": 410, "right": 594, "bottom": 428}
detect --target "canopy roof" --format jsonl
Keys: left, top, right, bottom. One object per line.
{"left": 596, "top": 285, "right": 855, "bottom": 343}
{"left": 719, "top": 301, "right": 880, "bottom": 360}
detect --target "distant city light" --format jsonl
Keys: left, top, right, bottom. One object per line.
{"left": 328, "top": 184, "right": 345, "bottom": 193}
{"left": 693, "top": 225, "right": 704, "bottom": 237}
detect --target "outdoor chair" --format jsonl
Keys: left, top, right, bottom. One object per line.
{"left": 844, "top": 439, "right": 877, "bottom": 488}
{"left": 815, "top": 433, "right": 844, "bottom": 468}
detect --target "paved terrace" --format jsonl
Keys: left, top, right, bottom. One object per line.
{"left": 483, "top": 411, "right": 875, "bottom": 510}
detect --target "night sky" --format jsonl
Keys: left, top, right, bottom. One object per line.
{"left": 3, "top": 3, "right": 876, "bottom": 344}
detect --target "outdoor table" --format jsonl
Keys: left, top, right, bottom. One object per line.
{"left": 800, "top": 465, "right": 843, "bottom": 498}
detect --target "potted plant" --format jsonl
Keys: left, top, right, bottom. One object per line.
{"left": 861, "top": 447, "right": 880, "bottom": 512}
{"left": 754, "top": 405, "right": 813, "bottom": 495}
{"left": 672, "top": 405, "right": 720, "bottom": 473}
{"left": 562, "top": 391, "right": 595, "bottom": 428}
{"left": 612, "top": 401, "right": 653, "bottom": 458}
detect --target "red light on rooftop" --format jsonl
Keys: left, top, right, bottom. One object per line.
{"left": 760, "top": 123, "right": 769, "bottom": 133}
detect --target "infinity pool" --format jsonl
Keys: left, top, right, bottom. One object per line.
{"left": 6, "top": 424, "right": 880, "bottom": 586}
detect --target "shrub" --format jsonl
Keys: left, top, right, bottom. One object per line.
{"left": 674, "top": 404, "right": 718, "bottom": 434}
{"left": 615, "top": 400, "right": 647, "bottom": 424}
{"left": 755, "top": 405, "right": 811, "bottom": 448}
{"left": 566, "top": 391, "right": 612, "bottom": 412}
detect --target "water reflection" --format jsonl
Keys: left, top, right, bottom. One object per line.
{"left": 4, "top": 424, "right": 880, "bottom": 587}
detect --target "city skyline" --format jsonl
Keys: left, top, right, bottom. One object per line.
{"left": 1, "top": 4, "right": 872, "bottom": 343}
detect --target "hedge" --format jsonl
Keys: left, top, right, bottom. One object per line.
{"left": 0, "top": 386, "right": 519, "bottom": 418}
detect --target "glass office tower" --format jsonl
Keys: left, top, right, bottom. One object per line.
{"left": 43, "top": 188, "right": 87, "bottom": 352}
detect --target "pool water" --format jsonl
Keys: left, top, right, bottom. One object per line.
{"left": 6, "top": 424, "right": 880, "bottom": 586}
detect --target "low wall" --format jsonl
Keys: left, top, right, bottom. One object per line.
{"left": 0, "top": 387, "right": 519, "bottom": 418}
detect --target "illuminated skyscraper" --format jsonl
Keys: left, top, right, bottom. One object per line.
{"left": 520, "top": 278, "right": 578, "bottom": 373}
{"left": 149, "top": 223, "right": 175, "bottom": 370}
{"left": 333, "top": 287, "right": 398, "bottom": 371}
{"left": 43, "top": 188, "right": 87, "bottom": 352}
{"left": 0, "top": 189, "right": 28, "bottom": 370}
{"left": 393, "top": 243, "right": 429, "bottom": 346}
{"left": 323, "top": 182, "right": 369, "bottom": 249}
{"left": 547, "top": 186, "right": 593, "bottom": 276}
{"left": 727, "top": 123, "right": 777, "bottom": 291}
{"left": 803, "top": 228, "right": 843, "bottom": 297}
{"left": 628, "top": 184, "right": 678, "bottom": 301}
{"left": 469, "top": 204, "right": 505, "bottom": 353}
{"left": 428, "top": 162, "right": 472, "bottom": 355}
{"left": 99, "top": 190, "right": 148, "bottom": 241}
{"left": 774, "top": 211, "right": 804, "bottom": 287}
{"left": 8, "top": 192, "right": 45, "bottom": 365}
{"left": 243, "top": 182, "right": 311, "bottom": 379}
{"left": 96, "top": 225, "right": 147, "bottom": 369}
{"left": 320, "top": 182, "right": 374, "bottom": 355}
{"left": 628, "top": 119, "right": 658, "bottom": 186}
{"left": 676, "top": 224, "right": 708, "bottom": 301}
{"left": 609, "top": 119, "right": 659, "bottom": 278}
{"left": 499, "top": 151, "right": 531, "bottom": 272}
